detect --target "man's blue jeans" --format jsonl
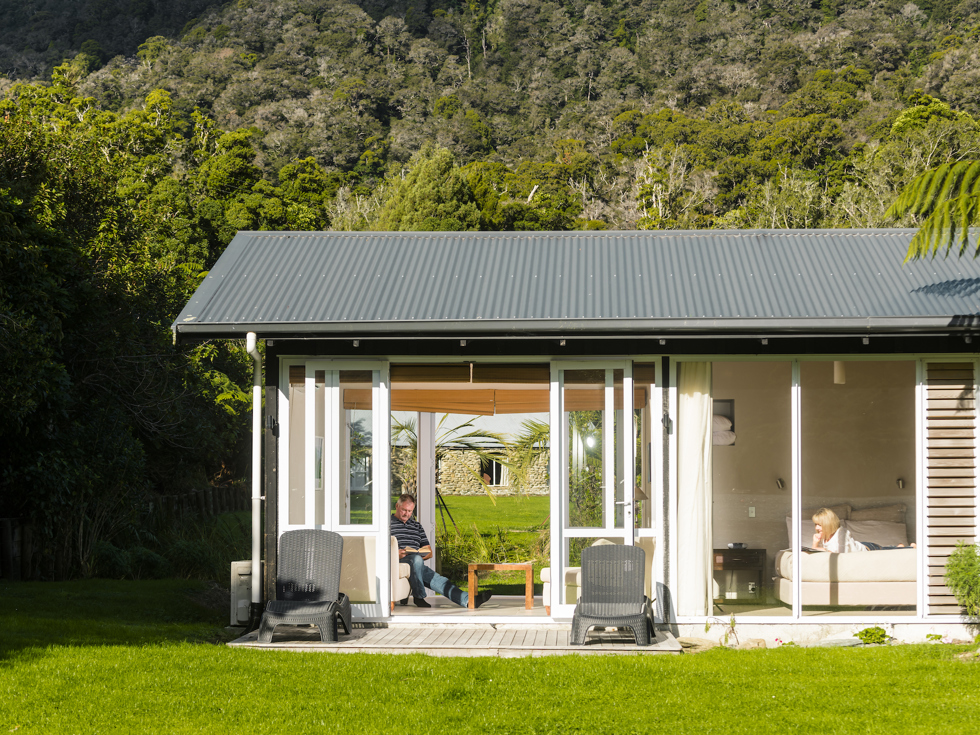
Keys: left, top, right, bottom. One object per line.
{"left": 403, "top": 552, "right": 467, "bottom": 607}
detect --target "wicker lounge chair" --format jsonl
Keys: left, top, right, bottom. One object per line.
{"left": 257, "top": 529, "right": 352, "bottom": 643}
{"left": 570, "top": 544, "right": 654, "bottom": 646}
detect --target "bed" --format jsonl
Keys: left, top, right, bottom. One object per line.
{"left": 773, "top": 502, "right": 917, "bottom": 607}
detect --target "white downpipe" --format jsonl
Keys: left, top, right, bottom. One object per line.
{"left": 246, "top": 332, "right": 262, "bottom": 606}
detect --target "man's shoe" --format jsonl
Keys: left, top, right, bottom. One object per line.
{"left": 474, "top": 591, "right": 492, "bottom": 609}
{"left": 397, "top": 597, "right": 409, "bottom": 606}
{"left": 414, "top": 597, "right": 431, "bottom": 608}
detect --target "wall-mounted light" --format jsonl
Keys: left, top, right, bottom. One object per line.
{"left": 966, "top": 336, "right": 973, "bottom": 344}
{"left": 761, "top": 338, "right": 769, "bottom": 345}
{"left": 460, "top": 339, "right": 467, "bottom": 347}
{"left": 776, "top": 478, "right": 785, "bottom": 490}
{"left": 896, "top": 478, "right": 905, "bottom": 489}
{"left": 834, "top": 361, "right": 846, "bottom": 385}
{"left": 353, "top": 340, "right": 359, "bottom": 347}
{"left": 560, "top": 339, "right": 566, "bottom": 346}
{"left": 862, "top": 337, "right": 870, "bottom": 345}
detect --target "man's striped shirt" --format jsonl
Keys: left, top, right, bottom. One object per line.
{"left": 391, "top": 515, "right": 429, "bottom": 550}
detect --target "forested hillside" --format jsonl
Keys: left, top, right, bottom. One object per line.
{"left": 3, "top": 0, "right": 980, "bottom": 577}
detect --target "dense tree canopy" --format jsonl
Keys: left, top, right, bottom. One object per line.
{"left": 5, "top": 0, "right": 980, "bottom": 576}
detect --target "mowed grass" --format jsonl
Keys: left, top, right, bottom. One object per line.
{"left": 437, "top": 494, "right": 550, "bottom": 534}
{"left": 2, "top": 581, "right": 980, "bottom": 734}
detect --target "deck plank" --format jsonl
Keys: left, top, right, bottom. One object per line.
{"left": 230, "top": 624, "right": 682, "bottom": 656}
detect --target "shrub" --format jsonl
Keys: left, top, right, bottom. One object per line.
{"left": 129, "top": 546, "right": 170, "bottom": 579}
{"left": 855, "top": 626, "right": 890, "bottom": 645}
{"left": 93, "top": 541, "right": 132, "bottom": 579}
{"left": 945, "top": 542, "right": 980, "bottom": 619}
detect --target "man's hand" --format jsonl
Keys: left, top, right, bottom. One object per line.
{"left": 398, "top": 548, "right": 408, "bottom": 559}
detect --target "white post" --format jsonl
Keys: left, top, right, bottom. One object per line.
{"left": 246, "top": 333, "right": 263, "bottom": 610}
{"left": 417, "top": 412, "right": 437, "bottom": 569}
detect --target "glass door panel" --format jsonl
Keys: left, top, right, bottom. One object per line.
{"left": 709, "top": 361, "right": 793, "bottom": 618}
{"left": 340, "top": 371, "right": 374, "bottom": 526}
{"left": 800, "top": 360, "right": 917, "bottom": 617}
{"left": 565, "top": 369, "right": 606, "bottom": 528}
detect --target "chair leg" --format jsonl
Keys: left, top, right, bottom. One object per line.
{"left": 570, "top": 616, "right": 590, "bottom": 645}
{"left": 257, "top": 617, "right": 276, "bottom": 643}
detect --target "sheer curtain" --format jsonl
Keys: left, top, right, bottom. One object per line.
{"left": 677, "top": 362, "right": 713, "bottom": 617}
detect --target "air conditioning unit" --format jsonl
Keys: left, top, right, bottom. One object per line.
{"left": 230, "top": 561, "right": 263, "bottom": 626}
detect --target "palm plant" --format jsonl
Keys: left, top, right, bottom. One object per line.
{"left": 887, "top": 161, "right": 980, "bottom": 260}
{"left": 390, "top": 414, "right": 508, "bottom": 502}
{"left": 497, "top": 419, "right": 550, "bottom": 496}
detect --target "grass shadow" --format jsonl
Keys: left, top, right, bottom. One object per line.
{"left": 0, "top": 579, "right": 234, "bottom": 663}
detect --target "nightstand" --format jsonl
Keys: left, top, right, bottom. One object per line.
{"left": 713, "top": 548, "right": 765, "bottom": 601}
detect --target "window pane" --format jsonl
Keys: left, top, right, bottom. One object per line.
{"left": 287, "top": 368, "right": 306, "bottom": 526}
{"left": 341, "top": 373, "right": 374, "bottom": 525}
{"left": 633, "top": 364, "right": 656, "bottom": 529}
{"left": 565, "top": 370, "right": 605, "bottom": 528}
{"left": 315, "top": 371, "right": 325, "bottom": 526}
{"left": 710, "top": 362, "right": 792, "bottom": 618}
{"left": 801, "top": 361, "right": 917, "bottom": 617}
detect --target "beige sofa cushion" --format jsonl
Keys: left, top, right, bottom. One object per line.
{"left": 775, "top": 547, "right": 915, "bottom": 583}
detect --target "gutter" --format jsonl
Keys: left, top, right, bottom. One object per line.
{"left": 246, "top": 332, "right": 264, "bottom": 631}
{"left": 173, "top": 314, "right": 980, "bottom": 340}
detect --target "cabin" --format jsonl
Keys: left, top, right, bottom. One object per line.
{"left": 174, "top": 228, "right": 980, "bottom": 641}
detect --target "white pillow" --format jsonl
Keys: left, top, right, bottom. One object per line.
{"left": 842, "top": 520, "right": 908, "bottom": 547}
{"left": 849, "top": 503, "right": 907, "bottom": 524}
{"left": 712, "top": 415, "right": 732, "bottom": 431}
{"left": 713, "top": 430, "right": 736, "bottom": 446}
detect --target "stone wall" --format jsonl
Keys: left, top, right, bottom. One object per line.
{"left": 437, "top": 449, "right": 550, "bottom": 496}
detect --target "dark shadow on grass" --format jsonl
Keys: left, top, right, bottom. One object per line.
{"left": 0, "top": 579, "right": 233, "bottom": 662}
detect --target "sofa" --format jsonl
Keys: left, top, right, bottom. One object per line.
{"left": 774, "top": 502, "right": 916, "bottom": 606}
{"left": 390, "top": 536, "right": 412, "bottom": 611}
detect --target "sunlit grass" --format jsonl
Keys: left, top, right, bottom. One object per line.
{"left": 2, "top": 580, "right": 979, "bottom": 734}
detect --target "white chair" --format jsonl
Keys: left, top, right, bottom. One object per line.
{"left": 390, "top": 536, "right": 412, "bottom": 612}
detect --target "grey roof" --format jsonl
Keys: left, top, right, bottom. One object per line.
{"left": 173, "top": 229, "right": 980, "bottom": 340}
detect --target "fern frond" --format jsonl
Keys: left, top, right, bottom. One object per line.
{"left": 888, "top": 161, "right": 980, "bottom": 220}
{"left": 904, "top": 194, "right": 980, "bottom": 261}
{"left": 893, "top": 161, "right": 980, "bottom": 261}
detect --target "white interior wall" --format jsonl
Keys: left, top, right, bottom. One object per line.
{"left": 711, "top": 362, "right": 793, "bottom": 594}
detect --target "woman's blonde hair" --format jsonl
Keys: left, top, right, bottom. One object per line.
{"left": 811, "top": 508, "right": 840, "bottom": 539}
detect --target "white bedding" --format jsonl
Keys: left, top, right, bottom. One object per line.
{"left": 775, "top": 547, "right": 916, "bottom": 583}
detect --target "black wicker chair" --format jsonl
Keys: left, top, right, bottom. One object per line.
{"left": 570, "top": 544, "right": 653, "bottom": 646}
{"left": 257, "top": 529, "right": 352, "bottom": 643}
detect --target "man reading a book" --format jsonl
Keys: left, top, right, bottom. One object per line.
{"left": 391, "top": 494, "right": 490, "bottom": 609}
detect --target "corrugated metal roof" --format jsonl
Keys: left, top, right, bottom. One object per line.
{"left": 173, "top": 229, "right": 980, "bottom": 339}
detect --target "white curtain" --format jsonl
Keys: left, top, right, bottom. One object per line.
{"left": 677, "top": 362, "right": 713, "bottom": 616}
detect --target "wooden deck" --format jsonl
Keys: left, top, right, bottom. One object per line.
{"left": 229, "top": 624, "right": 682, "bottom": 656}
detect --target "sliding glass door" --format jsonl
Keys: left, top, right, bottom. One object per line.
{"left": 549, "top": 362, "right": 635, "bottom": 617}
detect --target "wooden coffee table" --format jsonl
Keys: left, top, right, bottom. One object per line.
{"left": 467, "top": 562, "right": 534, "bottom": 609}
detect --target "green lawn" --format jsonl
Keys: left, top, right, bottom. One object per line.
{"left": 0, "top": 581, "right": 980, "bottom": 735}
{"left": 2, "top": 580, "right": 979, "bottom": 734}
{"left": 437, "top": 494, "right": 550, "bottom": 535}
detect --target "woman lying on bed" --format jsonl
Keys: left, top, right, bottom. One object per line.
{"left": 811, "top": 508, "right": 915, "bottom": 552}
